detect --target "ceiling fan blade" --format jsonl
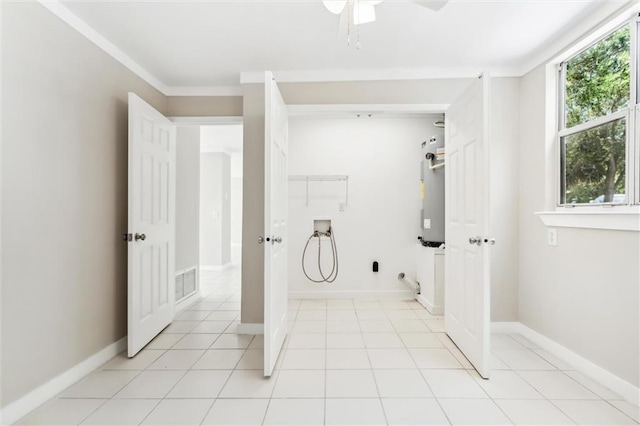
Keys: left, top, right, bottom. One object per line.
{"left": 410, "top": 0, "right": 449, "bottom": 11}
{"left": 354, "top": 2, "right": 376, "bottom": 25}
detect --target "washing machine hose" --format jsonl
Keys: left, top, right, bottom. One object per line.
{"left": 302, "top": 228, "right": 339, "bottom": 283}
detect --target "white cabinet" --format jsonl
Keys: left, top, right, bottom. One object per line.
{"left": 416, "top": 244, "right": 445, "bottom": 315}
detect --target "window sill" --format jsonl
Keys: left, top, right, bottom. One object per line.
{"left": 536, "top": 209, "right": 640, "bottom": 231}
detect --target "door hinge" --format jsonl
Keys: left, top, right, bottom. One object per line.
{"left": 123, "top": 233, "right": 133, "bottom": 242}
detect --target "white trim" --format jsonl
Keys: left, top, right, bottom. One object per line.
{"left": 175, "top": 291, "right": 202, "bottom": 313}
{"left": 38, "top": 0, "right": 169, "bottom": 95}
{"left": 170, "top": 116, "right": 243, "bottom": 125}
{"left": 491, "top": 322, "right": 640, "bottom": 404}
{"left": 164, "top": 86, "right": 242, "bottom": 97}
{"left": 0, "top": 337, "right": 127, "bottom": 425}
{"left": 415, "top": 294, "right": 443, "bottom": 315}
{"left": 536, "top": 210, "right": 640, "bottom": 231}
{"left": 237, "top": 323, "right": 264, "bottom": 335}
{"left": 201, "top": 263, "right": 232, "bottom": 271}
{"left": 289, "top": 290, "right": 414, "bottom": 299}
{"left": 287, "top": 104, "right": 448, "bottom": 117}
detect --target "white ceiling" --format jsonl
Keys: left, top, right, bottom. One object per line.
{"left": 60, "top": 0, "right": 617, "bottom": 89}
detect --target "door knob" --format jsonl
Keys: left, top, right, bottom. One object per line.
{"left": 468, "top": 236, "right": 482, "bottom": 246}
{"left": 135, "top": 233, "right": 146, "bottom": 241}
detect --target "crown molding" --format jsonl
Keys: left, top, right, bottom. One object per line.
{"left": 163, "top": 86, "right": 243, "bottom": 97}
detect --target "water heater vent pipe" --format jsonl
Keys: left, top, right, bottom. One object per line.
{"left": 398, "top": 272, "right": 420, "bottom": 294}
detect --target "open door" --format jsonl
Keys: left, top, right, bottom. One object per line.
{"left": 264, "top": 72, "right": 289, "bottom": 377}
{"left": 127, "top": 93, "right": 176, "bottom": 357}
{"left": 444, "top": 75, "right": 492, "bottom": 378}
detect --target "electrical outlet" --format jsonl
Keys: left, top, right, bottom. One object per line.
{"left": 547, "top": 228, "right": 558, "bottom": 246}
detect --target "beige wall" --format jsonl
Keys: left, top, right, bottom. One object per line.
{"left": 518, "top": 65, "right": 640, "bottom": 386}
{"left": 1, "top": 3, "right": 166, "bottom": 406}
{"left": 166, "top": 96, "right": 243, "bottom": 117}
{"left": 176, "top": 126, "right": 201, "bottom": 272}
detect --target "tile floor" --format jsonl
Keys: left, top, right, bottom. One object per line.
{"left": 17, "top": 265, "right": 640, "bottom": 425}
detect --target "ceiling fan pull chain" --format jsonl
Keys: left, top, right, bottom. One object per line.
{"left": 356, "top": 0, "right": 361, "bottom": 49}
{"left": 347, "top": 0, "right": 351, "bottom": 46}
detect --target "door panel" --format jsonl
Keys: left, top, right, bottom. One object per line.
{"left": 128, "top": 93, "right": 176, "bottom": 357}
{"left": 264, "top": 72, "right": 289, "bottom": 377}
{"left": 445, "top": 76, "right": 491, "bottom": 378}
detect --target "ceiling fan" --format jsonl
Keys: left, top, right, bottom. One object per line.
{"left": 322, "top": 0, "right": 450, "bottom": 26}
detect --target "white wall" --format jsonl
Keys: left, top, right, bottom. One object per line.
{"left": 200, "top": 153, "right": 231, "bottom": 268}
{"left": 176, "top": 126, "right": 200, "bottom": 272}
{"left": 518, "top": 65, "right": 639, "bottom": 387}
{"left": 288, "top": 117, "right": 430, "bottom": 297}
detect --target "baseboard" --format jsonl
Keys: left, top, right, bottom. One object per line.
{"left": 201, "top": 263, "right": 232, "bottom": 272}
{"left": 415, "top": 294, "right": 443, "bottom": 315}
{"left": 492, "top": 321, "right": 639, "bottom": 404}
{"left": 175, "top": 291, "right": 202, "bottom": 313}
{"left": 237, "top": 323, "right": 264, "bottom": 335}
{"left": 289, "top": 290, "right": 414, "bottom": 300}
{"left": 1, "top": 337, "right": 127, "bottom": 425}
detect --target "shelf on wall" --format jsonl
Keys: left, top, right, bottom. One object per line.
{"left": 288, "top": 175, "right": 349, "bottom": 207}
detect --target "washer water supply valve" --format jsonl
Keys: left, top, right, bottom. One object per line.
{"left": 302, "top": 220, "right": 339, "bottom": 283}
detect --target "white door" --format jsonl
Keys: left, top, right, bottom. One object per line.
{"left": 127, "top": 93, "right": 176, "bottom": 357}
{"left": 444, "top": 75, "right": 492, "bottom": 378}
{"left": 264, "top": 72, "right": 289, "bottom": 376}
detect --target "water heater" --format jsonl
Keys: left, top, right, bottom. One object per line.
{"left": 420, "top": 132, "right": 445, "bottom": 246}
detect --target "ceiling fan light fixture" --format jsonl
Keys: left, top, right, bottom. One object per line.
{"left": 354, "top": 2, "right": 376, "bottom": 25}
{"left": 322, "top": 0, "right": 347, "bottom": 15}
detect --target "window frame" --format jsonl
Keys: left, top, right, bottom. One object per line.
{"left": 556, "top": 19, "right": 639, "bottom": 208}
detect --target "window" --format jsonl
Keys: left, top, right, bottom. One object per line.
{"left": 558, "top": 24, "right": 637, "bottom": 206}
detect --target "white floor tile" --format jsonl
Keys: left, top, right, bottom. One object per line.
{"left": 491, "top": 334, "right": 526, "bottom": 349}
{"left": 141, "top": 398, "right": 213, "bottom": 425}
{"left": 424, "top": 319, "right": 445, "bottom": 332}
{"left": 192, "top": 349, "right": 244, "bottom": 369}
{"left": 190, "top": 321, "right": 232, "bottom": 334}
{"left": 287, "top": 332, "right": 326, "bottom": 349}
{"left": 272, "top": 370, "right": 325, "bottom": 398}
{"left": 553, "top": 400, "right": 638, "bottom": 425}
{"left": 326, "top": 369, "right": 379, "bottom": 397}
{"left": 356, "top": 309, "right": 388, "bottom": 320}
{"left": 264, "top": 398, "right": 325, "bottom": 425}
{"left": 236, "top": 349, "right": 264, "bottom": 369}
{"left": 326, "top": 319, "right": 360, "bottom": 332}
{"left": 492, "top": 349, "right": 556, "bottom": 370}
{"left": 532, "top": 349, "right": 574, "bottom": 370}
{"left": 219, "top": 369, "right": 278, "bottom": 398}
{"left": 381, "top": 300, "right": 413, "bottom": 310}
{"left": 473, "top": 370, "right": 543, "bottom": 400}
{"left": 81, "top": 399, "right": 159, "bottom": 425}
{"left": 374, "top": 370, "right": 433, "bottom": 397}
{"left": 299, "top": 300, "right": 326, "bottom": 310}
{"left": 145, "top": 334, "right": 184, "bottom": 350}
{"left": 517, "top": 371, "right": 599, "bottom": 400}
{"left": 508, "top": 334, "right": 539, "bottom": 349}
{"left": 382, "top": 398, "right": 450, "bottom": 425}
{"left": 326, "top": 333, "right": 365, "bottom": 348}
{"left": 353, "top": 300, "right": 382, "bottom": 309}
{"left": 248, "top": 335, "right": 264, "bottom": 349}
{"left": 190, "top": 302, "right": 223, "bottom": 311}
{"left": 399, "top": 332, "right": 444, "bottom": 348}
{"left": 359, "top": 320, "right": 396, "bottom": 332}
{"left": 386, "top": 309, "right": 419, "bottom": 319}
{"left": 17, "top": 398, "right": 106, "bottom": 426}
{"left": 326, "top": 310, "right": 357, "bottom": 320}
{"left": 162, "top": 321, "right": 199, "bottom": 333}
{"left": 362, "top": 332, "right": 404, "bottom": 348}
{"left": 439, "top": 399, "right": 513, "bottom": 425}
{"left": 217, "top": 302, "right": 241, "bottom": 310}
{"left": 609, "top": 400, "right": 640, "bottom": 423}
{"left": 201, "top": 398, "right": 269, "bottom": 425}
{"left": 172, "top": 333, "right": 219, "bottom": 349}
{"left": 391, "top": 319, "right": 430, "bottom": 332}
{"left": 414, "top": 310, "right": 436, "bottom": 320}
{"left": 211, "top": 334, "right": 253, "bottom": 349}
{"left": 60, "top": 370, "right": 139, "bottom": 398}
{"left": 325, "top": 398, "right": 387, "bottom": 426}
{"left": 297, "top": 310, "right": 327, "bottom": 320}
{"left": 102, "top": 350, "right": 165, "bottom": 370}
{"left": 494, "top": 399, "right": 573, "bottom": 425}
{"left": 175, "top": 310, "right": 212, "bottom": 321}
{"left": 206, "top": 310, "right": 240, "bottom": 320}
{"left": 491, "top": 354, "right": 512, "bottom": 370}
{"left": 422, "top": 369, "right": 487, "bottom": 398}
{"left": 326, "top": 349, "right": 371, "bottom": 369}
{"left": 409, "top": 348, "right": 464, "bottom": 369}
{"left": 281, "top": 349, "right": 326, "bottom": 369}
{"left": 563, "top": 370, "right": 623, "bottom": 400}
{"left": 148, "top": 349, "right": 204, "bottom": 370}
{"left": 367, "top": 348, "right": 416, "bottom": 369}
{"left": 114, "top": 370, "right": 185, "bottom": 398}
{"left": 166, "top": 370, "right": 231, "bottom": 398}
{"left": 326, "top": 299, "right": 355, "bottom": 310}
{"left": 292, "top": 321, "right": 327, "bottom": 333}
